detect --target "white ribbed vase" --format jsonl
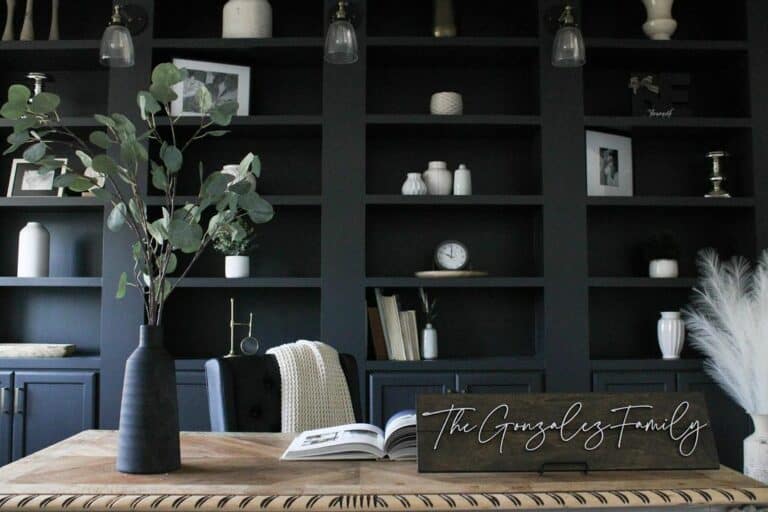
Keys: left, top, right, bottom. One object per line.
{"left": 401, "top": 173, "right": 428, "bottom": 195}
{"left": 430, "top": 92, "right": 463, "bottom": 115}
{"left": 744, "top": 414, "right": 768, "bottom": 484}
{"left": 657, "top": 311, "right": 684, "bottom": 360}
{"left": 17, "top": 222, "right": 49, "bottom": 277}
{"left": 423, "top": 161, "right": 453, "bottom": 195}
{"left": 642, "top": 0, "right": 677, "bottom": 40}
{"left": 223, "top": 0, "right": 272, "bottom": 38}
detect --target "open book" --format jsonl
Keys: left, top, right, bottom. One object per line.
{"left": 281, "top": 410, "right": 416, "bottom": 461}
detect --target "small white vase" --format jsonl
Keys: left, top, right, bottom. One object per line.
{"left": 17, "top": 222, "right": 49, "bottom": 277}
{"left": 453, "top": 164, "right": 472, "bottom": 195}
{"left": 642, "top": 0, "right": 677, "bottom": 40}
{"left": 423, "top": 161, "right": 452, "bottom": 196}
{"left": 225, "top": 255, "right": 250, "bottom": 278}
{"left": 223, "top": 0, "right": 272, "bottom": 38}
{"left": 401, "top": 173, "right": 428, "bottom": 196}
{"left": 430, "top": 92, "right": 463, "bottom": 115}
{"left": 649, "top": 258, "right": 679, "bottom": 278}
{"left": 422, "top": 324, "right": 438, "bottom": 360}
{"left": 2, "top": 0, "right": 16, "bottom": 41}
{"left": 221, "top": 164, "right": 257, "bottom": 192}
{"left": 745, "top": 414, "right": 768, "bottom": 484}
{"left": 657, "top": 311, "right": 684, "bottom": 360}
{"left": 19, "top": 0, "right": 33, "bottom": 40}
{"left": 48, "top": 0, "right": 59, "bottom": 40}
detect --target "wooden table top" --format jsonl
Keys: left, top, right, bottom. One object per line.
{"left": 0, "top": 430, "right": 765, "bottom": 511}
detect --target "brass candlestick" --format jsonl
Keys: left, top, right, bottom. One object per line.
{"left": 705, "top": 151, "right": 731, "bottom": 198}
{"left": 225, "top": 298, "right": 256, "bottom": 358}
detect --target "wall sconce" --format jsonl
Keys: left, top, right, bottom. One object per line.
{"left": 99, "top": 2, "right": 148, "bottom": 68}
{"left": 551, "top": 2, "right": 586, "bottom": 68}
{"left": 325, "top": 1, "right": 358, "bottom": 65}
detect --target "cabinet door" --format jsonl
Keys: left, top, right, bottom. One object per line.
{"left": 176, "top": 371, "right": 210, "bottom": 432}
{"left": 457, "top": 372, "right": 544, "bottom": 394}
{"left": 369, "top": 372, "right": 454, "bottom": 427}
{"left": 677, "top": 371, "right": 750, "bottom": 471}
{"left": 592, "top": 371, "right": 675, "bottom": 392}
{"left": 12, "top": 371, "right": 96, "bottom": 461}
{"left": 0, "top": 372, "right": 12, "bottom": 466}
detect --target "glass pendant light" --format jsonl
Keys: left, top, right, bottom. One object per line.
{"left": 325, "top": 1, "right": 358, "bottom": 65}
{"left": 552, "top": 3, "right": 585, "bottom": 68}
{"left": 100, "top": 3, "right": 135, "bottom": 68}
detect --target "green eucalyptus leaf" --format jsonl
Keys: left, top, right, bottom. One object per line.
{"left": 167, "top": 219, "right": 203, "bottom": 254}
{"left": 107, "top": 202, "right": 127, "bottom": 232}
{"left": 29, "top": 92, "right": 60, "bottom": 114}
{"left": 111, "top": 113, "right": 136, "bottom": 135}
{"left": 116, "top": 272, "right": 128, "bottom": 299}
{"left": 0, "top": 102, "right": 25, "bottom": 120}
{"left": 128, "top": 198, "right": 143, "bottom": 224}
{"left": 93, "top": 114, "right": 116, "bottom": 129}
{"left": 53, "top": 173, "right": 77, "bottom": 188}
{"left": 151, "top": 62, "right": 185, "bottom": 87}
{"left": 91, "top": 154, "right": 119, "bottom": 175}
{"left": 75, "top": 150, "right": 93, "bottom": 169}
{"left": 7, "top": 84, "right": 31, "bottom": 105}
{"left": 228, "top": 180, "right": 252, "bottom": 195}
{"left": 137, "top": 91, "right": 161, "bottom": 119}
{"left": 37, "top": 157, "right": 62, "bottom": 172}
{"left": 251, "top": 154, "right": 261, "bottom": 178}
{"left": 89, "top": 130, "right": 111, "bottom": 150}
{"left": 148, "top": 219, "right": 168, "bottom": 245}
{"left": 23, "top": 142, "right": 46, "bottom": 162}
{"left": 238, "top": 152, "right": 254, "bottom": 176}
{"left": 209, "top": 101, "right": 238, "bottom": 126}
{"left": 91, "top": 187, "right": 112, "bottom": 202}
{"left": 13, "top": 117, "right": 38, "bottom": 133}
{"left": 151, "top": 163, "right": 168, "bottom": 192}
{"left": 7, "top": 130, "right": 28, "bottom": 146}
{"left": 120, "top": 141, "right": 137, "bottom": 169}
{"left": 160, "top": 144, "right": 182, "bottom": 174}
{"left": 206, "top": 130, "right": 229, "bottom": 137}
{"left": 166, "top": 252, "right": 178, "bottom": 274}
{"left": 201, "top": 172, "right": 232, "bottom": 199}
{"left": 67, "top": 175, "right": 97, "bottom": 193}
{"left": 195, "top": 86, "right": 213, "bottom": 113}
{"left": 149, "top": 83, "right": 177, "bottom": 104}
{"left": 240, "top": 192, "right": 275, "bottom": 224}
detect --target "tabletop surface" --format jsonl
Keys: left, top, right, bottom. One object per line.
{"left": 0, "top": 430, "right": 765, "bottom": 511}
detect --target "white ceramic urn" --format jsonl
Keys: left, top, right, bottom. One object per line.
{"left": 642, "top": 0, "right": 677, "bottom": 40}
{"left": 745, "top": 414, "right": 768, "bottom": 484}
{"left": 423, "top": 161, "right": 453, "bottom": 195}
{"left": 657, "top": 311, "right": 684, "bottom": 360}
{"left": 422, "top": 324, "right": 438, "bottom": 360}
{"left": 225, "top": 255, "right": 250, "bottom": 278}
{"left": 17, "top": 222, "right": 50, "bottom": 277}
{"left": 223, "top": 0, "right": 273, "bottom": 38}
{"left": 401, "top": 173, "right": 428, "bottom": 195}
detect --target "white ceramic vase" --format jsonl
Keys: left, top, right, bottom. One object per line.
{"left": 401, "top": 173, "right": 428, "bottom": 196}
{"left": 223, "top": 0, "right": 272, "bottom": 38}
{"left": 642, "top": 0, "right": 677, "bottom": 40}
{"left": 17, "top": 222, "right": 49, "bottom": 277}
{"left": 221, "top": 164, "right": 257, "bottom": 192}
{"left": 2, "top": 0, "right": 15, "bottom": 41}
{"left": 430, "top": 92, "right": 463, "bottom": 115}
{"left": 649, "top": 258, "right": 679, "bottom": 278}
{"left": 423, "top": 161, "right": 452, "bottom": 196}
{"left": 745, "top": 414, "right": 768, "bottom": 484}
{"left": 48, "top": 0, "right": 59, "bottom": 40}
{"left": 657, "top": 311, "right": 684, "bottom": 360}
{"left": 422, "top": 324, "right": 438, "bottom": 360}
{"left": 453, "top": 164, "right": 472, "bottom": 195}
{"left": 19, "top": 0, "right": 33, "bottom": 40}
{"left": 225, "top": 255, "right": 250, "bottom": 278}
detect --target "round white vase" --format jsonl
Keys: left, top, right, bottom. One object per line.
{"left": 744, "top": 414, "right": 768, "bottom": 484}
{"left": 423, "top": 161, "right": 453, "bottom": 196}
{"left": 649, "top": 258, "right": 679, "bottom": 278}
{"left": 225, "top": 255, "right": 250, "bottom": 278}
{"left": 453, "top": 164, "right": 472, "bottom": 195}
{"left": 422, "top": 324, "right": 438, "bottom": 360}
{"left": 223, "top": 0, "right": 272, "bottom": 38}
{"left": 401, "top": 173, "right": 428, "bottom": 196}
{"left": 430, "top": 92, "right": 463, "bottom": 115}
{"left": 17, "top": 222, "right": 50, "bottom": 278}
{"left": 657, "top": 311, "right": 684, "bottom": 360}
{"left": 642, "top": 0, "right": 677, "bottom": 40}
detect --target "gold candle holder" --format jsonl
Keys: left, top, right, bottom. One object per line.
{"left": 705, "top": 150, "right": 731, "bottom": 198}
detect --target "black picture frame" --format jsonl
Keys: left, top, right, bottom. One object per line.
{"left": 6, "top": 158, "right": 67, "bottom": 198}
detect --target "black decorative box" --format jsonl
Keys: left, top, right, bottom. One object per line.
{"left": 629, "top": 72, "right": 692, "bottom": 117}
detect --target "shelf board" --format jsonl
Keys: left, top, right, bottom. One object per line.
{"left": 0, "top": 40, "right": 100, "bottom": 51}
{"left": 169, "top": 277, "right": 320, "bottom": 288}
{"left": 0, "top": 356, "right": 101, "bottom": 370}
{"left": 366, "top": 195, "right": 543, "bottom": 206}
{"left": 0, "top": 116, "right": 100, "bottom": 128}
{"left": 366, "top": 357, "right": 544, "bottom": 372}
{"left": 585, "top": 115, "right": 752, "bottom": 128}
{"left": 0, "top": 277, "right": 102, "bottom": 288}
{"left": 367, "top": 36, "right": 540, "bottom": 48}
{"left": 366, "top": 277, "right": 544, "bottom": 288}
{"left": 153, "top": 37, "right": 323, "bottom": 49}
{"left": 591, "top": 358, "right": 703, "bottom": 371}
{"left": 157, "top": 115, "right": 322, "bottom": 127}
{"left": 144, "top": 195, "right": 320, "bottom": 206}
{"left": 587, "top": 196, "right": 755, "bottom": 208}
{"left": 588, "top": 277, "right": 697, "bottom": 288}
{"left": 366, "top": 114, "right": 541, "bottom": 126}
{"left": 586, "top": 38, "right": 748, "bottom": 51}
{"left": 0, "top": 197, "right": 104, "bottom": 209}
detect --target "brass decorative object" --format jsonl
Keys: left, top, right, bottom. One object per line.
{"left": 27, "top": 72, "right": 48, "bottom": 97}
{"left": 433, "top": 0, "right": 456, "bottom": 38}
{"left": 705, "top": 150, "right": 731, "bottom": 198}
{"left": 225, "top": 298, "right": 258, "bottom": 358}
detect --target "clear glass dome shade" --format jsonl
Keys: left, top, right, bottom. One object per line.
{"left": 100, "top": 24, "right": 135, "bottom": 68}
{"left": 551, "top": 25, "right": 585, "bottom": 68}
{"left": 325, "top": 19, "right": 358, "bottom": 65}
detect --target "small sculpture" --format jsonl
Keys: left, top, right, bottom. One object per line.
{"left": 705, "top": 151, "right": 731, "bottom": 198}
{"left": 225, "top": 298, "right": 259, "bottom": 358}
{"left": 2, "top": 0, "right": 15, "bottom": 40}
{"left": 19, "top": 0, "right": 33, "bottom": 40}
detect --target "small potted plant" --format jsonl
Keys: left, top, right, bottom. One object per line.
{"left": 213, "top": 217, "right": 256, "bottom": 279}
{"left": 418, "top": 287, "right": 438, "bottom": 360}
{"left": 643, "top": 232, "right": 680, "bottom": 278}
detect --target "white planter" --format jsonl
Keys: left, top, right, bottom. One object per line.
{"left": 401, "top": 173, "right": 428, "bottom": 196}
{"left": 453, "top": 164, "right": 472, "bottom": 195}
{"left": 744, "top": 414, "right": 768, "bottom": 484}
{"left": 657, "top": 311, "right": 684, "bottom": 360}
{"left": 223, "top": 0, "right": 272, "bottom": 38}
{"left": 422, "top": 324, "right": 438, "bottom": 360}
{"left": 225, "top": 255, "right": 250, "bottom": 278}
{"left": 649, "top": 258, "right": 679, "bottom": 278}
{"left": 642, "top": 0, "right": 677, "bottom": 40}
{"left": 423, "top": 161, "right": 452, "bottom": 196}
{"left": 430, "top": 92, "right": 463, "bottom": 115}
{"left": 17, "top": 222, "right": 49, "bottom": 277}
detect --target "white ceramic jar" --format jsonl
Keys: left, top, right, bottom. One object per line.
{"left": 422, "top": 324, "right": 438, "bottom": 360}
{"left": 423, "top": 161, "right": 452, "bottom": 195}
{"left": 225, "top": 255, "right": 250, "bottom": 278}
{"left": 401, "top": 173, "right": 428, "bottom": 196}
{"left": 453, "top": 164, "right": 472, "bottom": 195}
{"left": 223, "top": 0, "right": 273, "bottom": 38}
{"left": 657, "top": 311, "right": 684, "bottom": 360}
{"left": 430, "top": 92, "right": 463, "bottom": 115}
{"left": 649, "top": 258, "right": 678, "bottom": 278}
{"left": 18, "top": 222, "right": 50, "bottom": 277}
{"left": 642, "top": 0, "right": 677, "bottom": 40}
{"left": 745, "top": 414, "right": 768, "bottom": 484}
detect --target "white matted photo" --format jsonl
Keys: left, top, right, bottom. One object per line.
{"left": 586, "top": 130, "right": 633, "bottom": 197}
{"left": 171, "top": 59, "right": 250, "bottom": 117}
{"left": 7, "top": 158, "right": 67, "bottom": 197}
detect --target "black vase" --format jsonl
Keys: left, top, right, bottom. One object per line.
{"left": 116, "top": 325, "right": 181, "bottom": 474}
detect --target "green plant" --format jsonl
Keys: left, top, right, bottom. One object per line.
{"left": 1, "top": 63, "right": 274, "bottom": 326}
{"left": 418, "top": 287, "right": 437, "bottom": 324}
{"left": 212, "top": 217, "right": 256, "bottom": 256}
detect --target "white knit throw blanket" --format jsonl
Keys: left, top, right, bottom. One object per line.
{"left": 266, "top": 340, "right": 355, "bottom": 433}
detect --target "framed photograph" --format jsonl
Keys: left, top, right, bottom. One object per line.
{"left": 171, "top": 59, "right": 250, "bottom": 117}
{"left": 586, "top": 130, "right": 633, "bottom": 197}
{"left": 7, "top": 158, "right": 67, "bottom": 197}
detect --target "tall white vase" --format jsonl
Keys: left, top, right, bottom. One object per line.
{"left": 19, "top": 0, "right": 33, "bottom": 40}
{"left": 17, "top": 222, "right": 49, "bottom": 277}
{"left": 422, "top": 324, "right": 438, "bottom": 360}
{"left": 48, "top": 0, "right": 59, "bottom": 40}
{"left": 657, "top": 311, "right": 684, "bottom": 360}
{"left": 2, "top": 0, "right": 15, "bottom": 41}
{"left": 222, "top": 0, "right": 272, "bottom": 38}
{"left": 744, "top": 414, "right": 768, "bottom": 484}
{"left": 642, "top": 0, "right": 677, "bottom": 40}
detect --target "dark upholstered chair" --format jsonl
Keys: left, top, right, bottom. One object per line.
{"left": 204, "top": 354, "right": 361, "bottom": 432}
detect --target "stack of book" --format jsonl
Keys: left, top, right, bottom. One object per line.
{"left": 368, "top": 288, "right": 421, "bottom": 361}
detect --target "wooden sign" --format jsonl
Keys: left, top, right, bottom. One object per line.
{"left": 417, "top": 392, "right": 719, "bottom": 473}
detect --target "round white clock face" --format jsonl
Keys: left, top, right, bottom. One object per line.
{"left": 435, "top": 241, "right": 469, "bottom": 271}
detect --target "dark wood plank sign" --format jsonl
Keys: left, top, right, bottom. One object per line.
{"left": 417, "top": 393, "right": 719, "bottom": 473}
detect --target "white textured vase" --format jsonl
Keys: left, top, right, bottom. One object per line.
{"left": 430, "top": 92, "right": 463, "bottom": 115}
{"left": 422, "top": 324, "right": 438, "bottom": 360}
{"left": 401, "top": 173, "right": 428, "bottom": 196}
{"left": 649, "top": 258, "right": 679, "bottom": 278}
{"left": 223, "top": 0, "right": 272, "bottom": 38}
{"left": 17, "top": 222, "right": 49, "bottom": 277}
{"left": 423, "top": 161, "right": 452, "bottom": 196}
{"left": 225, "top": 255, "right": 250, "bottom": 278}
{"left": 745, "top": 414, "right": 768, "bottom": 484}
{"left": 642, "top": 0, "right": 677, "bottom": 40}
{"left": 657, "top": 311, "right": 684, "bottom": 360}
{"left": 453, "top": 164, "right": 472, "bottom": 195}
